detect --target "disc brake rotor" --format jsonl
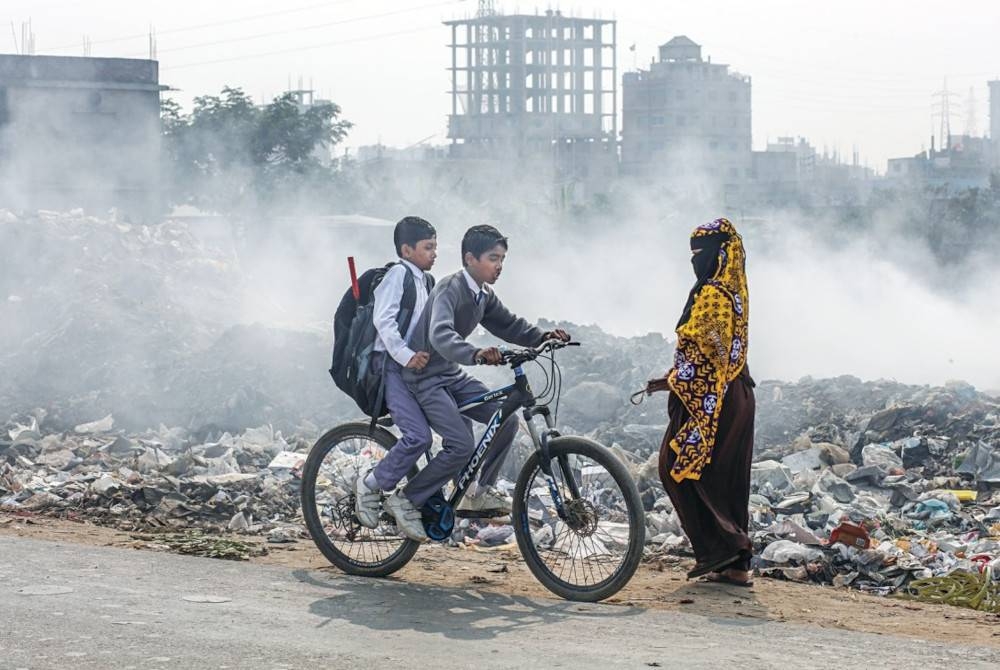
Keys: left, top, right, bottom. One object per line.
{"left": 563, "top": 498, "right": 599, "bottom": 536}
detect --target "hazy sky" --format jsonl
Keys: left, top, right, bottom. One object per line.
{"left": 6, "top": 0, "right": 1000, "bottom": 170}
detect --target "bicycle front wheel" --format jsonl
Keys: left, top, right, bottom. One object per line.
{"left": 512, "top": 436, "right": 645, "bottom": 602}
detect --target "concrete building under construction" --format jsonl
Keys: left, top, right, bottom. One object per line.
{"left": 443, "top": 9, "right": 617, "bottom": 199}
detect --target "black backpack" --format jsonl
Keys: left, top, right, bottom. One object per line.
{"left": 330, "top": 261, "right": 434, "bottom": 418}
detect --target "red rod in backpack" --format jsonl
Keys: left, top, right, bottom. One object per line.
{"left": 347, "top": 256, "right": 360, "bottom": 301}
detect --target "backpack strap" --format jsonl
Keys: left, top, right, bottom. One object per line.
{"left": 396, "top": 262, "right": 419, "bottom": 337}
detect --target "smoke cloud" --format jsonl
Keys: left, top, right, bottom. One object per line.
{"left": 222, "top": 163, "right": 1000, "bottom": 393}
{"left": 3, "top": 86, "right": 1000, "bottom": 436}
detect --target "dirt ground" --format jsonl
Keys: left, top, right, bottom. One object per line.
{"left": 3, "top": 511, "right": 998, "bottom": 648}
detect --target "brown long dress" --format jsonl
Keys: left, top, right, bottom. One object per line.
{"left": 658, "top": 367, "right": 756, "bottom": 571}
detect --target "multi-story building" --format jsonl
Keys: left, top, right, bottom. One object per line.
{"left": 443, "top": 10, "right": 618, "bottom": 202}
{"left": 0, "top": 54, "right": 165, "bottom": 216}
{"left": 621, "top": 36, "right": 751, "bottom": 185}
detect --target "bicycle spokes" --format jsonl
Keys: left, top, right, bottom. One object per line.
{"left": 312, "top": 435, "right": 410, "bottom": 566}
{"left": 521, "top": 451, "right": 636, "bottom": 588}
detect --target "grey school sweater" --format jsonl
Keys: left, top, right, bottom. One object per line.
{"left": 402, "top": 270, "right": 546, "bottom": 382}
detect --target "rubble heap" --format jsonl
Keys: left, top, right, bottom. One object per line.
{"left": 1, "top": 412, "right": 308, "bottom": 539}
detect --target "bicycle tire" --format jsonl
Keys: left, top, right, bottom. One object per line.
{"left": 300, "top": 422, "right": 420, "bottom": 577}
{"left": 512, "top": 436, "right": 645, "bottom": 602}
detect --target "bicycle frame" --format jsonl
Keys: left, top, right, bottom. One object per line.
{"left": 448, "top": 362, "right": 569, "bottom": 513}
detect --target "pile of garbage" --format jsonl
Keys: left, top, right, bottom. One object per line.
{"left": 0, "top": 411, "right": 309, "bottom": 541}
{"left": 631, "top": 398, "right": 1000, "bottom": 603}
{"left": 742, "top": 378, "right": 1000, "bottom": 602}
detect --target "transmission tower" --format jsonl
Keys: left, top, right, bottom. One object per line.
{"left": 931, "top": 78, "right": 959, "bottom": 151}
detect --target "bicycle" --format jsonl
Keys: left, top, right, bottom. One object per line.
{"left": 300, "top": 339, "right": 645, "bottom": 602}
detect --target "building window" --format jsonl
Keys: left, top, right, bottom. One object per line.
{"left": 710, "top": 140, "right": 719, "bottom": 150}
{"left": 676, "top": 89, "right": 685, "bottom": 100}
{"left": 729, "top": 142, "right": 737, "bottom": 151}
{"left": 728, "top": 91, "right": 737, "bottom": 103}
{"left": 678, "top": 115, "right": 686, "bottom": 126}
{"left": 0, "top": 87, "right": 8, "bottom": 126}
{"left": 651, "top": 115, "right": 665, "bottom": 126}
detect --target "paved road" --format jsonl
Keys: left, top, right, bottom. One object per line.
{"left": 1, "top": 536, "right": 998, "bottom": 669}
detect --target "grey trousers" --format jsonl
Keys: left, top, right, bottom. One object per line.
{"left": 371, "top": 352, "right": 432, "bottom": 491}
{"left": 402, "top": 369, "right": 518, "bottom": 507}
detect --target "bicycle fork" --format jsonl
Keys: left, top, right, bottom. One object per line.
{"left": 523, "top": 406, "right": 580, "bottom": 522}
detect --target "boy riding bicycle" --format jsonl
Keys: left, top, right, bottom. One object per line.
{"left": 398, "top": 224, "right": 570, "bottom": 525}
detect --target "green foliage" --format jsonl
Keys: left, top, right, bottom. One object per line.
{"left": 161, "top": 87, "right": 352, "bottom": 214}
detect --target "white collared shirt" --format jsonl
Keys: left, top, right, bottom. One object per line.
{"left": 373, "top": 259, "right": 429, "bottom": 366}
{"left": 462, "top": 268, "right": 489, "bottom": 305}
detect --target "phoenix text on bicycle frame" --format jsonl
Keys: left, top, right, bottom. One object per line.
{"left": 456, "top": 409, "right": 504, "bottom": 492}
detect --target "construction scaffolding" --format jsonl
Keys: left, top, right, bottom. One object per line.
{"left": 444, "top": 10, "right": 616, "bottom": 159}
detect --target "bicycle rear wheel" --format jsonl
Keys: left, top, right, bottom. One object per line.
{"left": 512, "top": 436, "right": 645, "bottom": 602}
{"left": 300, "top": 422, "right": 420, "bottom": 577}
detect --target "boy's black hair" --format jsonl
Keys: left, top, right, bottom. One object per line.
{"left": 461, "top": 224, "right": 508, "bottom": 266}
{"left": 393, "top": 216, "right": 436, "bottom": 256}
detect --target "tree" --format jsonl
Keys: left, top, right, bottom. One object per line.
{"left": 161, "top": 87, "right": 353, "bottom": 214}
{"left": 251, "top": 92, "right": 350, "bottom": 168}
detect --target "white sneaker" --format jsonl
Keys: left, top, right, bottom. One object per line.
{"left": 456, "top": 486, "right": 512, "bottom": 515}
{"left": 385, "top": 492, "right": 428, "bottom": 542}
{"left": 353, "top": 471, "right": 381, "bottom": 529}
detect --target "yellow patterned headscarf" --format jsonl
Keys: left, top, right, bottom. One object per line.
{"left": 665, "top": 218, "right": 749, "bottom": 483}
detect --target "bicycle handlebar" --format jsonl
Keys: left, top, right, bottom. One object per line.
{"left": 474, "top": 338, "right": 580, "bottom": 366}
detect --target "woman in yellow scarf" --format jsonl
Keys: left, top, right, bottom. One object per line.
{"left": 658, "top": 217, "right": 756, "bottom": 586}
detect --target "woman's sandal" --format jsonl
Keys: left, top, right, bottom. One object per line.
{"left": 686, "top": 554, "right": 741, "bottom": 580}
{"left": 701, "top": 571, "right": 754, "bottom": 588}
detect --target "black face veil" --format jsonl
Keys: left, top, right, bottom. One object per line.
{"left": 676, "top": 232, "right": 730, "bottom": 330}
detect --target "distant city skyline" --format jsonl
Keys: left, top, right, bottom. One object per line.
{"left": 6, "top": 0, "right": 999, "bottom": 170}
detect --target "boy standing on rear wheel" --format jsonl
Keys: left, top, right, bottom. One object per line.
{"left": 354, "top": 216, "right": 437, "bottom": 542}
{"left": 399, "top": 224, "right": 570, "bottom": 517}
